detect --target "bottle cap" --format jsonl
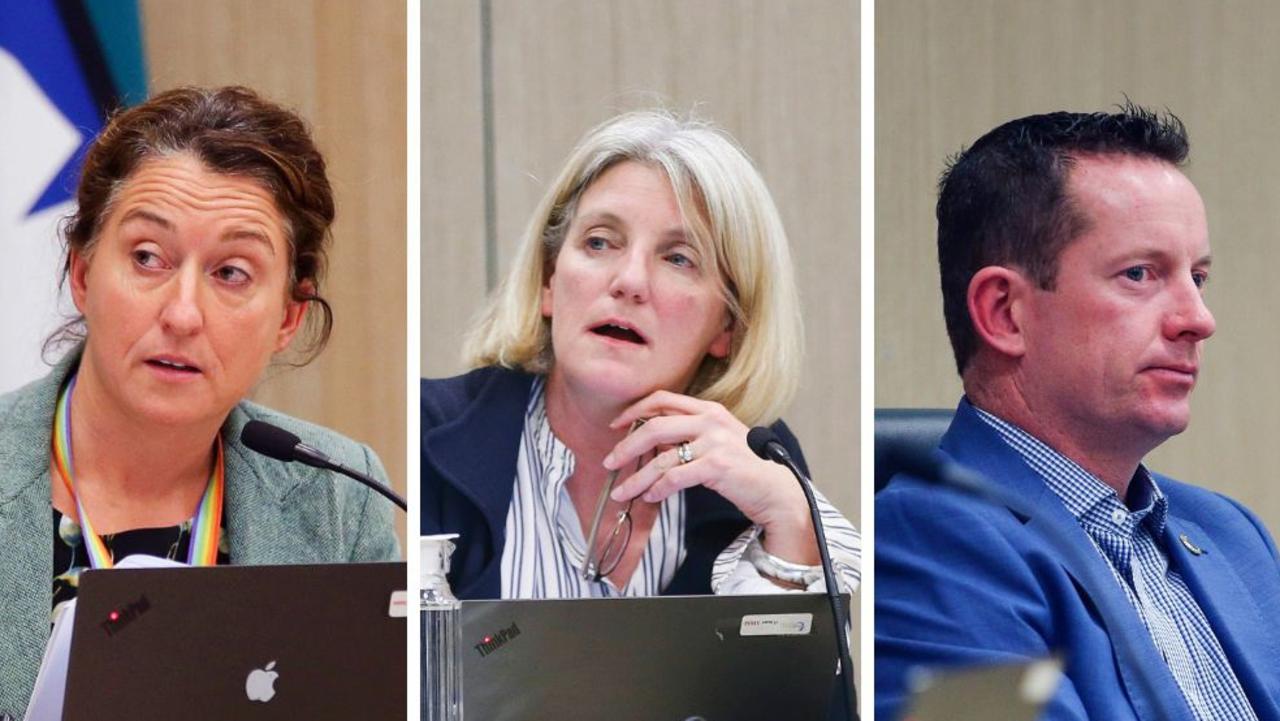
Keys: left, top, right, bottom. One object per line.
{"left": 420, "top": 533, "right": 460, "bottom": 584}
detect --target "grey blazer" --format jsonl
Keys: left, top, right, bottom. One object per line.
{"left": 0, "top": 350, "right": 400, "bottom": 718}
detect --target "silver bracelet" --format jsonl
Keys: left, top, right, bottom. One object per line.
{"left": 746, "top": 536, "right": 824, "bottom": 586}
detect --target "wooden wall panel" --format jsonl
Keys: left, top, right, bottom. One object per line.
{"left": 142, "top": 0, "right": 408, "bottom": 542}
{"left": 877, "top": 0, "right": 1280, "bottom": 532}
{"left": 421, "top": 0, "right": 487, "bottom": 379}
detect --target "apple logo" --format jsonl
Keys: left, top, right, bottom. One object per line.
{"left": 245, "top": 660, "right": 279, "bottom": 703}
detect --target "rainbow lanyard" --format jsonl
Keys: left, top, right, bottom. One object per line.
{"left": 52, "top": 372, "right": 225, "bottom": 569}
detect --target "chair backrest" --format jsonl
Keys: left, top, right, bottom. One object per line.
{"left": 874, "top": 408, "right": 952, "bottom": 492}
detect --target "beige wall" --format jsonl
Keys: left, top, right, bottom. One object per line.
{"left": 423, "top": 0, "right": 860, "bottom": 684}
{"left": 142, "top": 0, "right": 408, "bottom": 543}
{"left": 877, "top": 0, "right": 1280, "bottom": 531}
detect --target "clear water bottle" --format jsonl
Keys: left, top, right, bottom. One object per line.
{"left": 421, "top": 534, "right": 462, "bottom": 721}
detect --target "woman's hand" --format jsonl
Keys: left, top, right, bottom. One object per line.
{"left": 603, "top": 390, "right": 820, "bottom": 566}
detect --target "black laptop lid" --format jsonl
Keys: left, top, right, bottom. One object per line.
{"left": 460, "top": 592, "right": 844, "bottom": 721}
{"left": 62, "top": 563, "right": 406, "bottom": 721}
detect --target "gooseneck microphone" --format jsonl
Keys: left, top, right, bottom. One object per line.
{"left": 241, "top": 420, "right": 407, "bottom": 511}
{"left": 747, "top": 426, "right": 858, "bottom": 721}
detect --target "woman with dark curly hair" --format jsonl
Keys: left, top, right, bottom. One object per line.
{"left": 0, "top": 86, "right": 398, "bottom": 716}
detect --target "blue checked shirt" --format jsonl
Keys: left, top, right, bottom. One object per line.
{"left": 975, "top": 408, "right": 1258, "bottom": 721}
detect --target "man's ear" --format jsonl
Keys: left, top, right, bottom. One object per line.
{"left": 966, "top": 266, "right": 1032, "bottom": 359}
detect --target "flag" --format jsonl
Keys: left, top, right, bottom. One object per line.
{"left": 0, "top": 0, "right": 145, "bottom": 392}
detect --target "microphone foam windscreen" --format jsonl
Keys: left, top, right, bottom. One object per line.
{"left": 240, "top": 420, "right": 302, "bottom": 461}
{"left": 746, "top": 426, "right": 781, "bottom": 461}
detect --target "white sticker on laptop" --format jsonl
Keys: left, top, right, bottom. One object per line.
{"left": 739, "top": 613, "right": 813, "bottom": 636}
{"left": 388, "top": 591, "right": 408, "bottom": 618}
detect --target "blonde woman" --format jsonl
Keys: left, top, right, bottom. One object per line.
{"left": 421, "top": 111, "right": 859, "bottom": 600}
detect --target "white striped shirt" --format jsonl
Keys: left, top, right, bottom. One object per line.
{"left": 500, "top": 377, "right": 861, "bottom": 598}
{"left": 976, "top": 407, "right": 1258, "bottom": 721}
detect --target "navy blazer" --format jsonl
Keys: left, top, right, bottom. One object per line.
{"left": 421, "top": 367, "right": 809, "bottom": 599}
{"left": 876, "top": 399, "right": 1280, "bottom": 721}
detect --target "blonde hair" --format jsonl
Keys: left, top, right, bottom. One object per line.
{"left": 464, "top": 110, "right": 802, "bottom": 426}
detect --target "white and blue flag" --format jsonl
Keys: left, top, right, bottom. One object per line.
{"left": 0, "top": 0, "right": 145, "bottom": 392}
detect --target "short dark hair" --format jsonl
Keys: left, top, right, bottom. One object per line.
{"left": 53, "top": 86, "right": 336, "bottom": 363}
{"left": 937, "top": 102, "right": 1189, "bottom": 374}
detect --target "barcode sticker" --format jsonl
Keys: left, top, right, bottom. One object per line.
{"left": 739, "top": 613, "right": 813, "bottom": 636}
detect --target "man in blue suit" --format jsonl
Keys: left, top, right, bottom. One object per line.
{"left": 876, "top": 105, "right": 1280, "bottom": 721}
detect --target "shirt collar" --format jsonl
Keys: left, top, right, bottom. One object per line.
{"left": 972, "top": 404, "right": 1168, "bottom": 537}
{"left": 525, "top": 377, "right": 576, "bottom": 498}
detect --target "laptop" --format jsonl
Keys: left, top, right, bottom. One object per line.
{"left": 61, "top": 562, "right": 406, "bottom": 721}
{"left": 460, "top": 593, "right": 847, "bottom": 721}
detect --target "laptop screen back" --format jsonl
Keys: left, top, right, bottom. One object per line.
{"left": 460, "top": 593, "right": 844, "bottom": 721}
{"left": 62, "top": 563, "right": 406, "bottom": 721}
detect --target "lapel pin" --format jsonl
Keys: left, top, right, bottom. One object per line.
{"left": 1179, "top": 533, "right": 1205, "bottom": 556}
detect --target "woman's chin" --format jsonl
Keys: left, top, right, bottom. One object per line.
{"left": 123, "top": 397, "right": 227, "bottom": 431}
{"left": 580, "top": 376, "right": 680, "bottom": 409}
{"left": 552, "top": 369, "right": 632, "bottom": 404}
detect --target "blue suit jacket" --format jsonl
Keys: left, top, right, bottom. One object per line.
{"left": 421, "top": 367, "right": 810, "bottom": 600}
{"left": 876, "top": 399, "right": 1280, "bottom": 721}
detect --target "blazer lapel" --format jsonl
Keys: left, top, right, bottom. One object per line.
{"left": 220, "top": 404, "right": 346, "bottom": 565}
{"left": 943, "top": 400, "right": 1195, "bottom": 721}
{"left": 0, "top": 468, "right": 53, "bottom": 715}
{"left": 1164, "top": 516, "right": 1280, "bottom": 721}
{"left": 423, "top": 370, "right": 531, "bottom": 596}
{"left": 0, "top": 357, "right": 66, "bottom": 713}
{"left": 1024, "top": 507, "right": 1192, "bottom": 721}
{"left": 221, "top": 421, "right": 291, "bottom": 564}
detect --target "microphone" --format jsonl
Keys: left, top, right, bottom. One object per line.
{"left": 748, "top": 426, "right": 858, "bottom": 721}
{"left": 883, "top": 444, "right": 1032, "bottom": 519}
{"left": 241, "top": 419, "right": 407, "bottom": 511}
{"left": 747, "top": 426, "right": 794, "bottom": 464}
